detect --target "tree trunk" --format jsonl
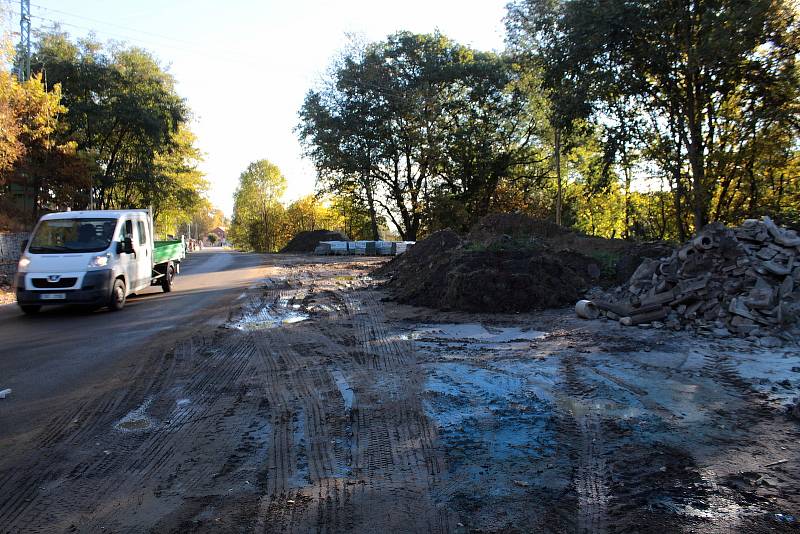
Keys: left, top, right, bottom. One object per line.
{"left": 672, "top": 165, "right": 686, "bottom": 242}
{"left": 623, "top": 163, "right": 631, "bottom": 239}
{"left": 554, "top": 129, "right": 562, "bottom": 226}
{"left": 364, "top": 176, "right": 380, "bottom": 240}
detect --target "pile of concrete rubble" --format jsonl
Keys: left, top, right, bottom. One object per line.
{"left": 582, "top": 217, "right": 800, "bottom": 344}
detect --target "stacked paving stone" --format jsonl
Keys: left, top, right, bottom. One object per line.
{"left": 593, "top": 217, "right": 800, "bottom": 343}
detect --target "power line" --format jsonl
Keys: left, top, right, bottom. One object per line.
{"left": 7, "top": 6, "right": 265, "bottom": 66}
{"left": 30, "top": 3, "right": 213, "bottom": 50}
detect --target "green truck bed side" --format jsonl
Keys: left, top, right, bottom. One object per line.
{"left": 153, "top": 240, "right": 185, "bottom": 265}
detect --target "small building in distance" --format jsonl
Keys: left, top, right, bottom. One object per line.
{"left": 209, "top": 227, "right": 227, "bottom": 245}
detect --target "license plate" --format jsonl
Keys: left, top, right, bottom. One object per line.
{"left": 40, "top": 293, "right": 66, "bottom": 300}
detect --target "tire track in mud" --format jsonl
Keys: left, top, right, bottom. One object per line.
{"left": 558, "top": 354, "right": 609, "bottom": 534}
{"left": 247, "top": 280, "right": 448, "bottom": 532}
{"left": 575, "top": 413, "right": 608, "bottom": 534}
{"left": 701, "top": 353, "right": 774, "bottom": 420}
{"left": 342, "top": 290, "right": 447, "bottom": 532}
{"left": 0, "top": 343, "right": 188, "bottom": 529}
{"left": 0, "top": 325, "right": 260, "bottom": 532}
{"left": 241, "top": 283, "right": 359, "bottom": 533}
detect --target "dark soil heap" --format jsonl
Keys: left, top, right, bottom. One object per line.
{"left": 280, "top": 230, "right": 350, "bottom": 253}
{"left": 375, "top": 214, "right": 670, "bottom": 313}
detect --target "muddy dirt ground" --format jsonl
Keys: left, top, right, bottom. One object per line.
{"left": 1, "top": 255, "right": 799, "bottom": 533}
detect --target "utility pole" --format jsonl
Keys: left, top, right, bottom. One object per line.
{"left": 17, "top": 0, "right": 31, "bottom": 82}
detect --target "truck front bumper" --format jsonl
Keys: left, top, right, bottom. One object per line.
{"left": 16, "top": 270, "right": 115, "bottom": 306}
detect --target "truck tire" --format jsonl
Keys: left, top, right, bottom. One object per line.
{"left": 161, "top": 263, "right": 175, "bottom": 293}
{"left": 20, "top": 304, "right": 41, "bottom": 315}
{"left": 109, "top": 278, "right": 126, "bottom": 311}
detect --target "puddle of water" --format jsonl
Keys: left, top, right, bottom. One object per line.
{"left": 114, "top": 398, "right": 156, "bottom": 433}
{"left": 486, "top": 360, "right": 560, "bottom": 403}
{"left": 117, "top": 419, "right": 150, "bottom": 431}
{"left": 592, "top": 362, "right": 713, "bottom": 424}
{"left": 423, "top": 362, "right": 556, "bottom": 468}
{"left": 232, "top": 295, "right": 309, "bottom": 330}
{"left": 726, "top": 349, "right": 800, "bottom": 405}
{"left": 331, "top": 370, "right": 354, "bottom": 411}
{"left": 410, "top": 323, "right": 546, "bottom": 343}
{"left": 652, "top": 490, "right": 750, "bottom": 522}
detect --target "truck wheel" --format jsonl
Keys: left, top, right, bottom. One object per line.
{"left": 20, "top": 305, "right": 41, "bottom": 315}
{"left": 161, "top": 263, "right": 175, "bottom": 293}
{"left": 109, "top": 278, "right": 126, "bottom": 311}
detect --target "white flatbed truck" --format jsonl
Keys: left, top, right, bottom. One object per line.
{"left": 15, "top": 209, "right": 185, "bottom": 314}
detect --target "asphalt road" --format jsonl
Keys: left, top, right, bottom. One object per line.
{"left": 0, "top": 248, "right": 267, "bottom": 438}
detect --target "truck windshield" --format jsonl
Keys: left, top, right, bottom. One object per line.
{"left": 29, "top": 218, "right": 118, "bottom": 254}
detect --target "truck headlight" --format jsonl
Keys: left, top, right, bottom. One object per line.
{"left": 88, "top": 253, "right": 110, "bottom": 268}
{"left": 17, "top": 255, "right": 30, "bottom": 272}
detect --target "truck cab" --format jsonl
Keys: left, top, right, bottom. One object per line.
{"left": 15, "top": 210, "right": 183, "bottom": 314}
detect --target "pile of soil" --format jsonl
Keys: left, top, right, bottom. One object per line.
{"left": 280, "top": 230, "right": 349, "bottom": 253}
{"left": 376, "top": 215, "right": 670, "bottom": 313}
{"left": 467, "top": 213, "right": 571, "bottom": 243}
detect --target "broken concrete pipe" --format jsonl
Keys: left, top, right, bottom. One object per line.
{"left": 693, "top": 234, "right": 714, "bottom": 251}
{"left": 677, "top": 246, "right": 696, "bottom": 261}
{"left": 577, "top": 216, "right": 800, "bottom": 340}
{"left": 575, "top": 300, "right": 600, "bottom": 319}
{"left": 620, "top": 307, "right": 669, "bottom": 326}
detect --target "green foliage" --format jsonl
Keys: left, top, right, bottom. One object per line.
{"left": 1, "top": 29, "right": 215, "bottom": 230}
{"left": 230, "top": 160, "right": 287, "bottom": 252}
{"left": 299, "top": 32, "right": 543, "bottom": 239}
{"left": 26, "top": 31, "right": 206, "bottom": 221}
{"left": 0, "top": 71, "right": 93, "bottom": 225}
{"left": 229, "top": 158, "right": 380, "bottom": 251}
{"left": 507, "top": 0, "right": 800, "bottom": 236}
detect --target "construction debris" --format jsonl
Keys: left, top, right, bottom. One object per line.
{"left": 575, "top": 299, "right": 600, "bottom": 319}
{"left": 586, "top": 217, "right": 800, "bottom": 341}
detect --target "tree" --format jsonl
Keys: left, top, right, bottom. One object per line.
{"left": 148, "top": 126, "right": 208, "bottom": 228}
{"left": 299, "top": 32, "right": 543, "bottom": 239}
{"left": 507, "top": 0, "right": 800, "bottom": 233}
{"left": 1, "top": 72, "right": 92, "bottom": 223}
{"left": 31, "top": 30, "right": 189, "bottom": 210}
{"left": 230, "top": 160, "right": 288, "bottom": 252}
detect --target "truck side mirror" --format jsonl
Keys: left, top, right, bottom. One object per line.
{"left": 117, "top": 237, "right": 134, "bottom": 254}
{"left": 20, "top": 239, "right": 28, "bottom": 253}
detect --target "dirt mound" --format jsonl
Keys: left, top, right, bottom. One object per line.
{"left": 280, "top": 229, "right": 349, "bottom": 253}
{"left": 468, "top": 213, "right": 570, "bottom": 243}
{"left": 373, "top": 230, "right": 461, "bottom": 277}
{"left": 374, "top": 214, "right": 677, "bottom": 313}
{"left": 441, "top": 246, "right": 588, "bottom": 312}
{"left": 376, "top": 228, "right": 591, "bottom": 312}
{"left": 470, "top": 213, "right": 671, "bottom": 283}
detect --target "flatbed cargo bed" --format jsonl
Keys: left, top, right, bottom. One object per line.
{"left": 153, "top": 240, "right": 185, "bottom": 264}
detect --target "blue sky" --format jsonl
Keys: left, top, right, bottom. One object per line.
{"left": 3, "top": 0, "right": 508, "bottom": 215}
